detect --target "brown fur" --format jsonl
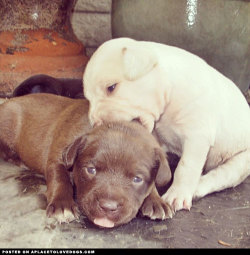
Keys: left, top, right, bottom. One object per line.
{"left": 0, "top": 94, "right": 172, "bottom": 227}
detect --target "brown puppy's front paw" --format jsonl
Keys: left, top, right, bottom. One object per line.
{"left": 46, "top": 198, "right": 80, "bottom": 224}
{"left": 141, "top": 195, "right": 174, "bottom": 220}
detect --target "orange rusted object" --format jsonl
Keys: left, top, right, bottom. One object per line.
{"left": 0, "top": 28, "right": 86, "bottom": 57}
{"left": 0, "top": 0, "right": 88, "bottom": 97}
{"left": 0, "top": 29, "right": 88, "bottom": 97}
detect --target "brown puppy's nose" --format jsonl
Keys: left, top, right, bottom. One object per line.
{"left": 99, "top": 199, "right": 119, "bottom": 212}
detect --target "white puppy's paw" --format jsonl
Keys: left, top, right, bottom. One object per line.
{"left": 162, "top": 185, "right": 193, "bottom": 212}
{"left": 193, "top": 175, "right": 211, "bottom": 199}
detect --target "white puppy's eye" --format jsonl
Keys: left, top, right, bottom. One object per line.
{"left": 133, "top": 176, "right": 143, "bottom": 184}
{"left": 107, "top": 83, "right": 117, "bottom": 93}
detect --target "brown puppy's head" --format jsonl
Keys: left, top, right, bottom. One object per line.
{"left": 65, "top": 121, "right": 171, "bottom": 228}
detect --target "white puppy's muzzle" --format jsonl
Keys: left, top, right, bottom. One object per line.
{"left": 88, "top": 100, "right": 155, "bottom": 132}
{"left": 88, "top": 111, "right": 103, "bottom": 128}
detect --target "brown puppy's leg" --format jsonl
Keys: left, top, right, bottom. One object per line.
{"left": 141, "top": 184, "right": 173, "bottom": 220}
{"left": 45, "top": 164, "right": 79, "bottom": 223}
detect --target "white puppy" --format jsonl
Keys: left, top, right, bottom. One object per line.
{"left": 83, "top": 38, "right": 250, "bottom": 212}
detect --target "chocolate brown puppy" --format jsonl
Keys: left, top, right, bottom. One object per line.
{"left": 0, "top": 94, "right": 172, "bottom": 228}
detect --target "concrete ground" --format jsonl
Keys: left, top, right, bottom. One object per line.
{"left": 0, "top": 156, "right": 249, "bottom": 249}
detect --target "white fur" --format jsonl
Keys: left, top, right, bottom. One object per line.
{"left": 83, "top": 38, "right": 250, "bottom": 212}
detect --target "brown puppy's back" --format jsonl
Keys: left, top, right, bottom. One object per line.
{"left": 0, "top": 94, "right": 90, "bottom": 173}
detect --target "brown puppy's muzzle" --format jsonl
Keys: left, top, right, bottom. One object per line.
{"left": 79, "top": 189, "right": 137, "bottom": 228}
{"left": 94, "top": 197, "right": 125, "bottom": 227}
{"left": 97, "top": 198, "right": 123, "bottom": 217}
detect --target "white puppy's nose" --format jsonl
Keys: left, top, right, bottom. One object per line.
{"left": 89, "top": 110, "right": 103, "bottom": 127}
{"left": 88, "top": 102, "right": 103, "bottom": 127}
{"left": 89, "top": 115, "right": 103, "bottom": 127}
{"left": 92, "top": 119, "right": 103, "bottom": 128}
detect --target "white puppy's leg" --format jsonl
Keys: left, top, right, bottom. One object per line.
{"left": 194, "top": 149, "right": 250, "bottom": 199}
{"left": 162, "top": 138, "right": 210, "bottom": 212}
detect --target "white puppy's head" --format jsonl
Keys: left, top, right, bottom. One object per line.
{"left": 83, "top": 38, "right": 165, "bottom": 132}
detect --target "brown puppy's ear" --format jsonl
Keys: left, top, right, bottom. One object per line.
{"left": 154, "top": 148, "right": 172, "bottom": 187}
{"left": 122, "top": 45, "right": 157, "bottom": 81}
{"left": 62, "top": 137, "right": 86, "bottom": 169}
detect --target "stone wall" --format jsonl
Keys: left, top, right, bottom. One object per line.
{"left": 71, "top": 0, "right": 112, "bottom": 56}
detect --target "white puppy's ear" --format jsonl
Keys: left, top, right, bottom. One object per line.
{"left": 122, "top": 46, "right": 157, "bottom": 81}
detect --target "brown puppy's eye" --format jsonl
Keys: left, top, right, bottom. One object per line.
{"left": 107, "top": 83, "right": 117, "bottom": 93}
{"left": 133, "top": 176, "right": 143, "bottom": 183}
{"left": 86, "top": 166, "right": 96, "bottom": 175}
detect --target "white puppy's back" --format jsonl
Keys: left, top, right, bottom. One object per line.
{"left": 149, "top": 41, "right": 250, "bottom": 147}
